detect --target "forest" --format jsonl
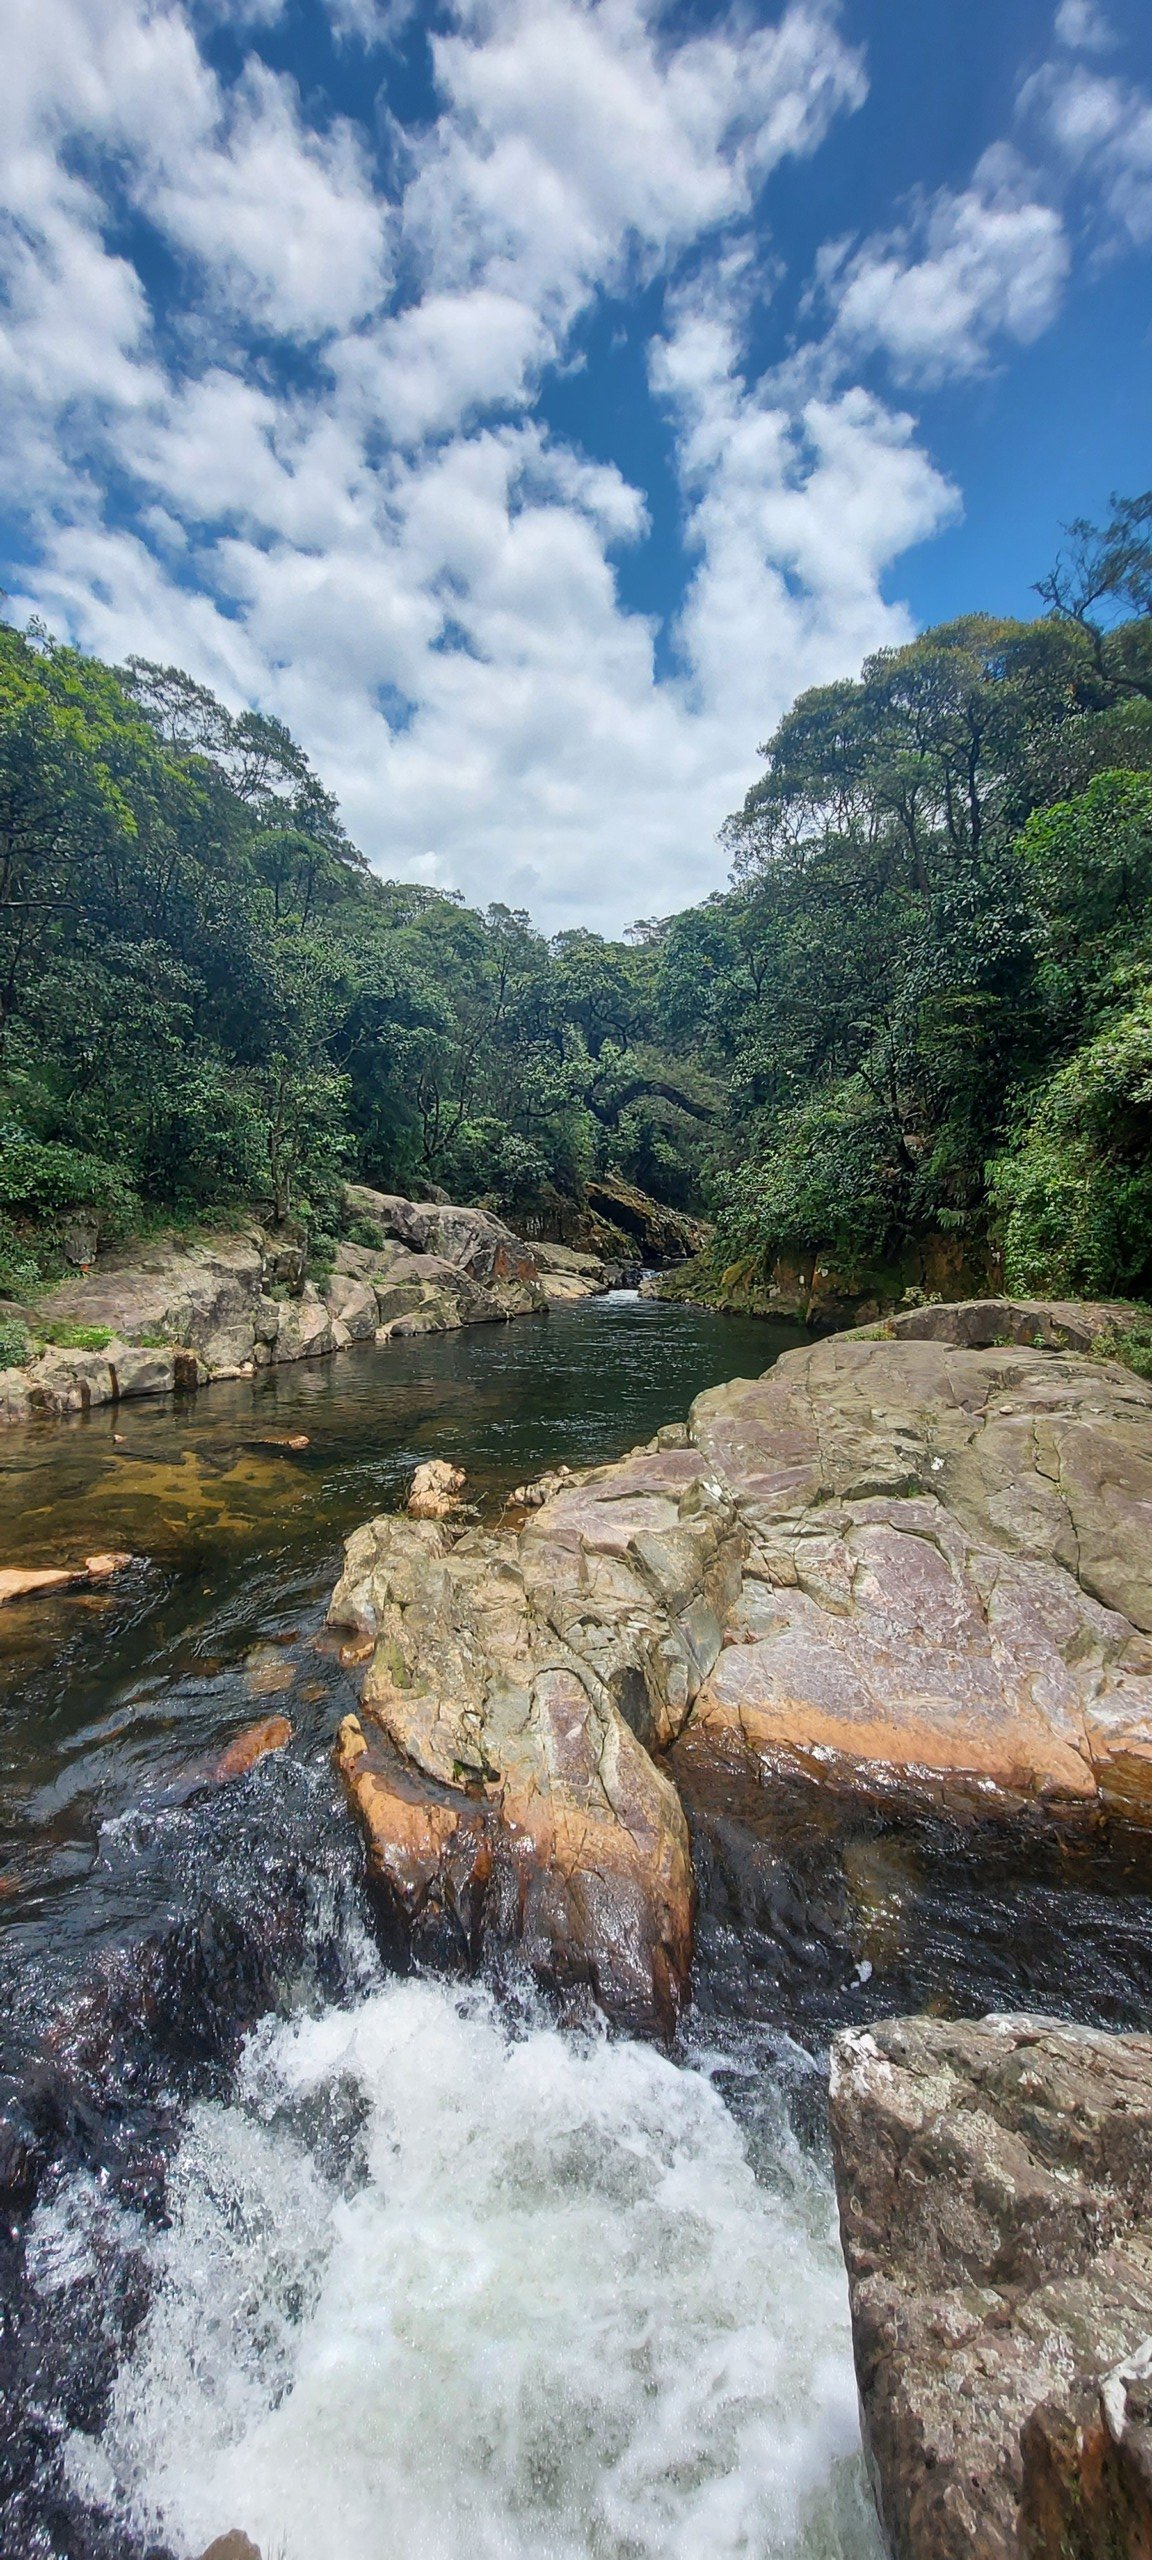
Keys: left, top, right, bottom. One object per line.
{"left": 1, "top": 490, "right": 1151, "bottom": 1311}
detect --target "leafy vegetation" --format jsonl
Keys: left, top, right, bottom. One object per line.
{"left": 4, "top": 488, "right": 1152, "bottom": 1315}
{"left": 0, "top": 624, "right": 716, "bottom": 1293}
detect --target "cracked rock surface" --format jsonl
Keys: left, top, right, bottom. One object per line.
{"left": 328, "top": 1304, "right": 1152, "bottom": 2036}
{"left": 829, "top": 2012, "right": 1152, "bottom": 2560}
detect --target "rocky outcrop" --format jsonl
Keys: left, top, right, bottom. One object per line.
{"left": 0, "top": 1191, "right": 546, "bottom": 1429}
{"left": 532, "top": 1240, "right": 615, "bottom": 1303}
{"left": 326, "top": 1453, "right": 718, "bottom": 2034}
{"left": 326, "top": 1303, "right": 1152, "bottom": 2040}
{"left": 679, "top": 1322, "right": 1152, "bottom": 1821}
{"left": 583, "top": 1175, "right": 710, "bottom": 1267}
{"left": 829, "top": 2013, "right": 1152, "bottom": 2560}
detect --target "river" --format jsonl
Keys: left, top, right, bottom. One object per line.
{"left": 4, "top": 1297, "right": 1152, "bottom": 2560}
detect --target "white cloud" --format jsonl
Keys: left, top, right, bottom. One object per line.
{"left": 1054, "top": 0, "right": 1115, "bottom": 53}
{"left": 0, "top": 0, "right": 1014, "bottom": 935}
{"left": 1024, "top": 53, "right": 1152, "bottom": 244}
{"left": 814, "top": 152, "right": 1069, "bottom": 385}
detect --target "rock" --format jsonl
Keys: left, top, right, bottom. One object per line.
{"left": 268, "top": 1282, "right": 338, "bottom": 1363}
{"left": 885, "top": 1295, "right": 1145, "bottom": 1356}
{"left": 828, "top": 2012, "right": 1152, "bottom": 2560}
{"left": 39, "top": 1231, "right": 268, "bottom": 1375}
{"left": 198, "top": 2538, "right": 263, "bottom": 2560}
{"left": 328, "top": 1508, "right": 694, "bottom": 2038}
{"left": 583, "top": 1175, "right": 710, "bottom": 1266}
{"left": 321, "top": 1270, "right": 377, "bottom": 1340}
{"left": 678, "top": 1322, "right": 1152, "bottom": 1821}
{"left": 0, "top": 1192, "right": 546, "bottom": 1435}
{"left": 533, "top": 1241, "right": 609, "bottom": 1303}
{"left": 509, "top": 1465, "right": 575, "bottom": 1509}
{"left": 408, "top": 1459, "right": 466, "bottom": 1519}
{"left": 343, "top": 1183, "right": 542, "bottom": 1293}
{"left": 0, "top": 1552, "right": 133, "bottom": 1607}
{"left": 212, "top": 1715, "right": 293, "bottom": 1781}
{"left": 534, "top": 1241, "right": 607, "bottom": 1279}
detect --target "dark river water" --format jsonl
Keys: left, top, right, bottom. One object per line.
{"left": 3, "top": 1296, "right": 1152, "bottom": 2560}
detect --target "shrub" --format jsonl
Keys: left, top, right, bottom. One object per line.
{"left": 990, "top": 985, "right": 1152, "bottom": 1296}
{"left": 0, "top": 1317, "right": 31, "bottom": 1370}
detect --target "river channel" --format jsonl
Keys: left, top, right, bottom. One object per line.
{"left": 4, "top": 1297, "right": 1152, "bottom": 2560}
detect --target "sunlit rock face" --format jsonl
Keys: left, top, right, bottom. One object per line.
{"left": 329, "top": 1304, "right": 1152, "bottom": 2037}
{"left": 829, "top": 2013, "right": 1152, "bottom": 2560}
{"left": 684, "top": 1326, "right": 1152, "bottom": 1820}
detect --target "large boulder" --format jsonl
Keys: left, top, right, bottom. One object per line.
{"left": 679, "top": 1324, "right": 1152, "bottom": 1821}
{"left": 583, "top": 1175, "right": 710, "bottom": 1267}
{"left": 327, "top": 1499, "right": 696, "bottom": 2039}
{"left": 829, "top": 2012, "right": 1152, "bottom": 2560}
{"left": 343, "top": 1183, "right": 542, "bottom": 1293}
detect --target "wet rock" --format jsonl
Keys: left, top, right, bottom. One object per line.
{"left": 408, "top": 1459, "right": 466, "bottom": 1518}
{"left": 200, "top": 2538, "right": 263, "bottom": 2560}
{"left": 328, "top": 1507, "right": 695, "bottom": 2037}
{"left": 212, "top": 1716, "right": 294, "bottom": 1780}
{"left": 828, "top": 2012, "right": 1152, "bottom": 2560}
{"left": 0, "top": 1551, "right": 133, "bottom": 1607}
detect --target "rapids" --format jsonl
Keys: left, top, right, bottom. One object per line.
{"left": 48, "top": 1973, "right": 883, "bottom": 2560}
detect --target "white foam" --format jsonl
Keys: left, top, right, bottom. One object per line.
{"left": 53, "top": 1978, "right": 881, "bottom": 2560}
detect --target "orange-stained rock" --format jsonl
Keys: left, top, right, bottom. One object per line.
{"left": 0, "top": 1551, "right": 133, "bottom": 1607}
{"left": 328, "top": 1508, "right": 694, "bottom": 2038}
{"left": 682, "top": 1327, "right": 1152, "bottom": 1818}
{"left": 212, "top": 1714, "right": 293, "bottom": 1781}
{"left": 198, "top": 2538, "right": 263, "bottom": 2560}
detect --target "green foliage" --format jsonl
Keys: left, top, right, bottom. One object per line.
{"left": 0, "top": 619, "right": 713, "bottom": 1259}
{"left": 33, "top": 1321, "right": 114, "bottom": 1352}
{"left": 0, "top": 1318, "right": 31, "bottom": 1369}
{"left": 1092, "top": 1317, "right": 1152, "bottom": 1379}
{"left": 990, "top": 987, "right": 1152, "bottom": 1297}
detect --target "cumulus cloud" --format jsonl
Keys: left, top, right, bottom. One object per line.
{"left": 809, "top": 149, "right": 1069, "bottom": 387}
{"left": 2, "top": 0, "right": 1121, "bottom": 933}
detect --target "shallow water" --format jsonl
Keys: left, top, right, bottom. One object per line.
{"left": 4, "top": 1297, "right": 1152, "bottom": 2560}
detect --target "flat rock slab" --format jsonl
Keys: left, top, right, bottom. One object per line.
{"left": 685, "top": 1331, "right": 1152, "bottom": 1819}
{"left": 829, "top": 2013, "right": 1152, "bottom": 2560}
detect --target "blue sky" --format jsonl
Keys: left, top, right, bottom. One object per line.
{"left": 2, "top": 0, "right": 1150, "bottom": 929}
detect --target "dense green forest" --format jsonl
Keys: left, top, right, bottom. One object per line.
{"left": 1, "top": 489, "right": 1151, "bottom": 1309}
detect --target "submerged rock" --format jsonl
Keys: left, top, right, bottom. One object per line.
{"left": 0, "top": 1551, "right": 133, "bottom": 1606}
{"left": 829, "top": 2012, "right": 1152, "bottom": 2560}
{"left": 212, "top": 1715, "right": 293, "bottom": 1780}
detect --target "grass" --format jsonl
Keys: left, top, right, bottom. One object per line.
{"left": 33, "top": 1320, "right": 114, "bottom": 1353}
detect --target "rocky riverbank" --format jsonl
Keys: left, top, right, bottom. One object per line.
{"left": 0, "top": 1185, "right": 553, "bottom": 1427}
{"left": 327, "top": 1296, "right": 1152, "bottom": 2040}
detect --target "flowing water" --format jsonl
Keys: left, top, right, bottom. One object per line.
{"left": 4, "top": 1297, "right": 1152, "bottom": 2560}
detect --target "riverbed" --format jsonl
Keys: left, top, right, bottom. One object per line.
{"left": 4, "top": 1298, "right": 1152, "bottom": 2560}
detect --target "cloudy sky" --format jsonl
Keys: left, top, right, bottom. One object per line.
{"left": 3, "top": 0, "right": 1150, "bottom": 931}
